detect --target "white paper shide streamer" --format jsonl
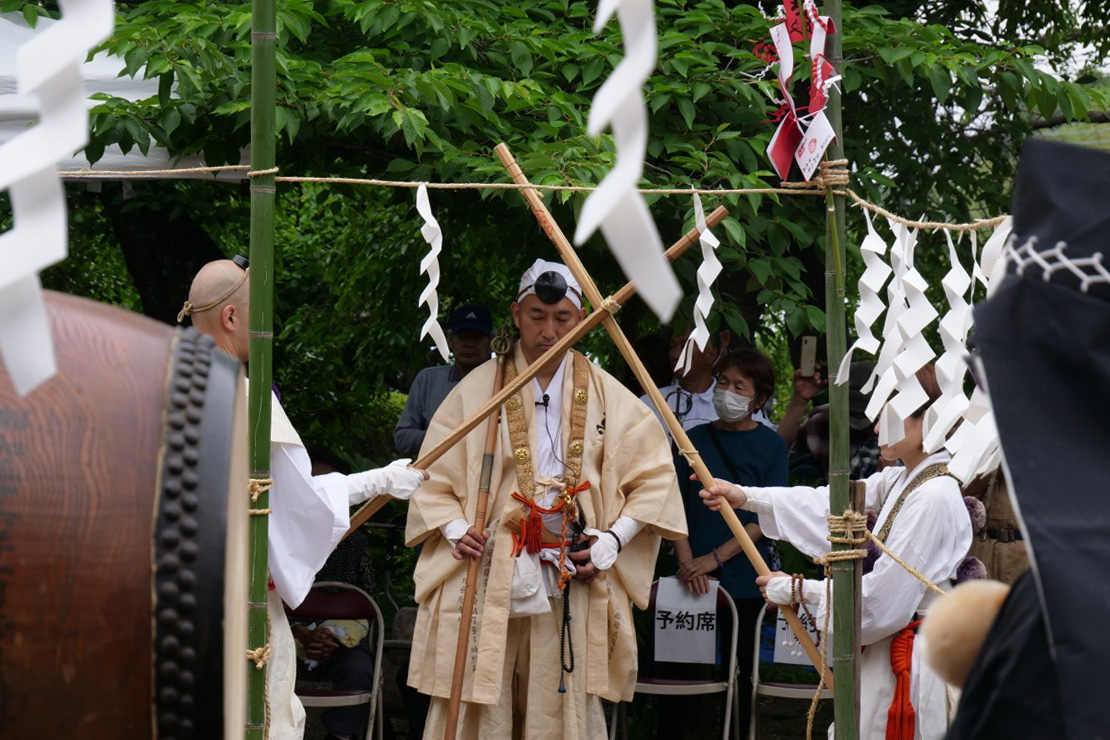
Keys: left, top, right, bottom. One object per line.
{"left": 575, "top": 0, "right": 681, "bottom": 322}
{"left": 922, "top": 231, "right": 973, "bottom": 452}
{"left": 415, "top": 184, "right": 450, "bottom": 362}
{"left": 674, "top": 194, "right": 722, "bottom": 375}
{"left": 836, "top": 213, "right": 1014, "bottom": 483}
{"left": 835, "top": 209, "right": 891, "bottom": 384}
{"left": 947, "top": 219, "right": 1013, "bottom": 482}
{"left": 0, "top": 0, "right": 114, "bottom": 395}
{"left": 862, "top": 220, "right": 911, "bottom": 442}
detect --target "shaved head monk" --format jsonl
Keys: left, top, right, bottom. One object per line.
{"left": 181, "top": 258, "right": 426, "bottom": 740}
{"left": 178, "top": 258, "right": 251, "bottom": 362}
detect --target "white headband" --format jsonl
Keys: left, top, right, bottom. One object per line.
{"left": 516, "top": 259, "right": 583, "bottom": 309}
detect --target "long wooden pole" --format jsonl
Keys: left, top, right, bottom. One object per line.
{"left": 443, "top": 345, "right": 510, "bottom": 740}
{"left": 823, "top": 0, "right": 860, "bottom": 733}
{"left": 342, "top": 206, "right": 728, "bottom": 539}
{"left": 494, "top": 142, "right": 833, "bottom": 691}
{"left": 246, "top": 0, "right": 277, "bottom": 735}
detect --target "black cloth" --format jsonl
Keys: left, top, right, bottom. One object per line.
{"left": 974, "top": 139, "right": 1110, "bottom": 739}
{"left": 945, "top": 570, "right": 1064, "bottom": 739}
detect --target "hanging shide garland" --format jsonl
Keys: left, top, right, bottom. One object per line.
{"left": 574, "top": 0, "right": 682, "bottom": 322}
{"left": 0, "top": 0, "right": 114, "bottom": 396}
{"left": 673, "top": 193, "right": 722, "bottom": 375}
{"left": 836, "top": 214, "right": 1016, "bottom": 485}
{"left": 415, "top": 183, "right": 451, "bottom": 362}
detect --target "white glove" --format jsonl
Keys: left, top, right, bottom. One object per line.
{"left": 588, "top": 531, "right": 621, "bottom": 571}
{"left": 583, "top": 516, "right": 643, "bottom": 571}
{"left": 441, "top": 518, "right": 471, "bottom": 548}
{"left": 347, "top": 458, "right": 425, "bottom": 505}
{"left": 763, "top": 575, "right": 822, "bottom": 607}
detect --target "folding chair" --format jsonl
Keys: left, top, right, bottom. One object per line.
{"left": 749, "top": 603, "right": 832, "bottom": 739}
{"left": 285, "top": 581, "right": 385, "bottom": 740}
{"left": 610, "top": 580, "right": 741, "bottom": 740}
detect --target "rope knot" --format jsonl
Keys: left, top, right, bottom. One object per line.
{"left": 249, "top": 477, "right": 274, "bottom": 503}
{"left": 246, "top": 644, "right": 271, "bottom": 669}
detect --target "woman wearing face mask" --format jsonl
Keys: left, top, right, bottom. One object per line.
{"left": 700, "top": 363, "right": 971, "bottom": 740}
{"left": 662, "top": 348, "right": 787, "bottom": 740}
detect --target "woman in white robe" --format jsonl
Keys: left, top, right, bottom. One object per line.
{"left": 702, "top": 364, "right": 971, "bottom": 740}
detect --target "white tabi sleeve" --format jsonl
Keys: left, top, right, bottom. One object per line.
{"left": 268, "top": 441, "right": 349, "bottom": 609}
{"left": 742, "top": 467, "right": 900, "bottom": 559}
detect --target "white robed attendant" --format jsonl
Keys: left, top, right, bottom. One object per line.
{"left": 702, "top": 364, "right": 971, "bottom": 740}
{"left": 178, "top": 258, "right": 426, "bottom": 740}
{"left": 264, "top": 387, "right": 425, "bottom": 740}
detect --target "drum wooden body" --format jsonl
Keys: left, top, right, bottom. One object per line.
{"left": 0, "top": 292, "right": 247, "bottom": 739}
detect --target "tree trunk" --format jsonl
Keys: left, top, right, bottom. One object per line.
{"left": 100, "top": 183, "right": 226, "bottom": 325}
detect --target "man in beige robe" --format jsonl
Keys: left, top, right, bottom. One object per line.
{"left": 406, "top": 259, "right": 687, "bottom": 740}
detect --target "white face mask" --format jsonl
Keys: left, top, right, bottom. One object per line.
{"left": 712, "top": 387, "right": 753, "bottom": 423}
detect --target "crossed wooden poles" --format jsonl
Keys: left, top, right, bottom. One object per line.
{"left": 344, "top": 143, "right": 833, "bottom": 700}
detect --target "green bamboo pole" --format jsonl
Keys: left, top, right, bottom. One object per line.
{"left": 823, "top": 0, "right": 860, "bottom": 737}
{"left": 246, "top": 0, "right": 277, "bottom": 735}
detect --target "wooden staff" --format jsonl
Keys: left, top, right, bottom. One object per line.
{"left": 341, "top": 205, "right": 729, "bottom": 540}
{"left": 443, "top": 336, "right": 511, "bottom": 740}
{"left": 494, "top": 142, "right": 834, "bottom": 692}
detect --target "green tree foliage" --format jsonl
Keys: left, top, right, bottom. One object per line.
{"left": 8, "top": 0, "right": 1106, "bottom": 458}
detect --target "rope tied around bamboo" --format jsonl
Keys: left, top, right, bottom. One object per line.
{"left": 246, "top": 644, "right": 271, "bottom": 669}
{"left": 818, "top": 508, "right": 945, "bottom": 596}
{"left": 780, "top": 158, "right": 851, "bottom": 193}
{"left": 249, "top": 477, "right": 273, "bottom": 502}
{"left": 818, "top": 508, "right": 869, "bottom": 565}
{"left": 249, "top": 478, "right": 274, "bottom": 515}
{"left": 598, "top": 297, "right": 622, "bottom": 315}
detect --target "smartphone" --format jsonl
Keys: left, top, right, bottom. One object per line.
{"left": 800, "top": 336, "right": 817, "bottom": 376}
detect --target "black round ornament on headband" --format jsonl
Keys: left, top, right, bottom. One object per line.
{"left": 533, "top": 270, "right": 569, "bottom": 305}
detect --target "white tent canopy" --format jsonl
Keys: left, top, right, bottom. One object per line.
{"left": 0, "top": 11, "right": 244, "bottom": 180}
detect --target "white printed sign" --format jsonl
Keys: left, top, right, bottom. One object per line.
{"left": 654, "top": 576, "right": 718, "bottom": 664}
{"left": 794, "top": 110, "right": 836, "bottom": 182}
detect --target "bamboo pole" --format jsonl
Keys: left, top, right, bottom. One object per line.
{"left": 246, "top": 0, "right": 277, "bottom": 736}
{"left": 494, "top": 142, "right": 833, "bottom": 691}
{"left": 444, "top": 345, "right": 510, "bottom": 740}
{"left": 342, "top": 206, "right": 728, "bottom": 539}
{"left": 823, "top": 0, "right": 860, "bottom": 734}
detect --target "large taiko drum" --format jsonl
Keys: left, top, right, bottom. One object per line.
{"left": 0, "top": 292, "right": 248, "bottom": 739}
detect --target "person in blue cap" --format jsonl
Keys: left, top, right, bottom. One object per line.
{"left": 394, "top": 303, "right": 494, "bottom": 457}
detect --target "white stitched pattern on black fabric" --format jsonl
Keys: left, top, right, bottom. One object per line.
{"left": 1005, "top": 236, "right": 1110, "bottom": 294}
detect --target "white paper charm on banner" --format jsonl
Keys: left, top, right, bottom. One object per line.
{"left": 653, "top": 576, "right": 718, "bottom": 664}
{"left": 415, "top": 184, "right": 451, "bottom": 362}
{"left": 674, "top": 194, "right": 723, "bottom": 376}
{"left": 923, "top": 230, "right": 974, "bottom": 452}
{"left": 794, "top": 110, "right": 835, "bottom": 182}
{"left": 0, "top": 0, "right": 114, "bottom": 396}
{"left": 836, "top": 208, "right": 892, "bottom": 385}
{"left": 575, "top": 0, "right": 681, "bottom": 322}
